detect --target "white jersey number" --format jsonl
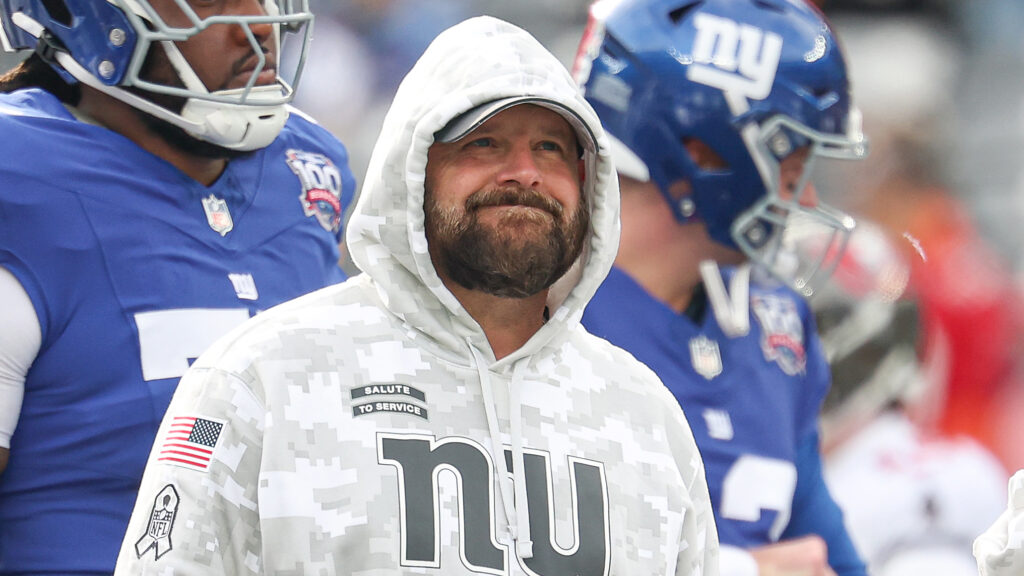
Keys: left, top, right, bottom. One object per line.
{"left": 721, "top": 454, "right": 797, "bottom": 542}
{"left": 135, "top": 309, "right": 251, "bottom": 381}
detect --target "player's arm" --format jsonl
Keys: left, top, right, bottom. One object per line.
{"left": 114, "top": 366, "right": 265, "bottom": 574}
{"left": 0, "top": 266, "right": 42, "bottom": 475}
{"left": 781, "top": 429, "right": 867, "bottom": 576}
{"left": 749, "top": 536, "right": 837, "bottom": 576}
{"left": 776, "top": 304, "right": 866, "bottom": 575}
{"left": 720, "top": 537, "right": 837, "bottom": 576}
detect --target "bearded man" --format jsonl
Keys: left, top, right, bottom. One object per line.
{"left": 116, "top": 16, "right": 720, "bottom": 576}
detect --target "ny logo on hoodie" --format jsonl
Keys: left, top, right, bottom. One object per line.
{"left": 379, "top": 434, "right": 611, "bottom": 575}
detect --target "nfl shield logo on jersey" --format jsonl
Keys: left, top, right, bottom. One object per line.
{"left": 201, "top": 194, "right": 233, "bottom": 236}
{"left": 287, "top": 149, "right": 344, "bottom": 234}
{"left": 690, "top": 335, "right": 723, "bottom": 380}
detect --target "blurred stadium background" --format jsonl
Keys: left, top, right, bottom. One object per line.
{"left": 4, "top": 1, "right": 1020, "bottom": 271}
{"left": 222, "top": 1, "right": 1024, "bottom": 281}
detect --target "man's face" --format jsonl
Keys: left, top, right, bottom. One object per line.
{"left": 424, "top": 104, "right": 590, "bottom": 298}
{"left": 133, "top": 0, "right": 280, "bottom": 156}
{"left": 146, "top": 0, "right": 279, "bottom": 94}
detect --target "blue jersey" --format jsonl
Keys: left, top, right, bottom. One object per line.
{"left": 583, "top": 266, "right": 866, "bottom": 575}
{"left": 0, "top": 89, "right": 355, "bottom": 574}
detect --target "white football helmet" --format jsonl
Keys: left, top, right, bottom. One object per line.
{"left": 811, "top": 220, "right": 927, "bottom": 448}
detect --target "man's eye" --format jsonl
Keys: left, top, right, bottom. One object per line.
{"left": 467, "top": 137, "right": 493, "bottom": 148}
{"left": 539, "top": 141, "right": 563, "bottom": 152}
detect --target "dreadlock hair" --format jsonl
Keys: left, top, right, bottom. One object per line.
{"left": 0, "top": 53, "right": 81, "bottom": 105}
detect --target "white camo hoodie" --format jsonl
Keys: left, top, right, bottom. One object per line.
{"left": 116, "top": 16, "right": 719, "bottom": 576}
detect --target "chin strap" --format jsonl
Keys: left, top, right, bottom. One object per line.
{"left": 699, "top": 260, "right": 750, "bottom": 338}
{"left": 54, "top": 46, "right": 287, "bottom": 150}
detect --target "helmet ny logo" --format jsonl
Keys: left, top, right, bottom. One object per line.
{"left": 687, "top": 13, "right": 782, "bottom": 101}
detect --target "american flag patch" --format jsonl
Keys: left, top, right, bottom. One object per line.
{"left": 157, "top": 416, "right": 225, "bottom": 472}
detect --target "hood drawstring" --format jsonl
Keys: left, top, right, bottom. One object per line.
{"left": 509, "top": 359, "right": 534, "bottom": 559}
{"left": 469, "top": 342, "right": 535, "bottom": 560}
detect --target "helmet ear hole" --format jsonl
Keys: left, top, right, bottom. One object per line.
{"left": 39, "top": 0, "right": 71, "bottom": 26}
{"left": 668, "top": 4, "right": 699, "bottom": 25}
{"left": 812, "top": 87, "right": 834, "bottom": 99}
{"left": 683, "top": 138, "right": 729, "bottom": 172}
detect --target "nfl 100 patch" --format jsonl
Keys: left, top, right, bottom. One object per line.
{"left": 286, "top": 149, "right": 345, "bottom": 234}
{"left": 751, "top": 293, "right": 806, "bottom": 375}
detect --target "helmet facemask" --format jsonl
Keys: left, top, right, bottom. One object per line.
{"left": 2, "top": 0, "right": 314, "bottom": 150}
{"left": 731, "top": 112, "right": 867, "bottom": 297}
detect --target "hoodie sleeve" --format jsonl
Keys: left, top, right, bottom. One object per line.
{"left": 661, "top": 385, "right": 721, "bottom": 576}
{"left": 677, "top": 458, "right": 721, "bottom": 576}
{"left": 114, "top": 366, "right": 266, "bottom": 575}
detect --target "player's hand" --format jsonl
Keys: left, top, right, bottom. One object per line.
{"left": 749, "top": 535, "right": 837, "bottom": 576}
{"left": 975, "top": 469, "right": 1024, "bottom": 576}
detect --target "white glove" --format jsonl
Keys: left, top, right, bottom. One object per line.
{"left": 975, "top": 469, "right": 1024, "bottom": 576}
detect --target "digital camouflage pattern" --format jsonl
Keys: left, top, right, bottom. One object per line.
{"left": 116, "top": 16, "right": 719, "bottom": 575}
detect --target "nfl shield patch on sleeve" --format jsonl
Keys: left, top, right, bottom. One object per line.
{"left": 135, "top": 484, "right": 180, "bottom": 560}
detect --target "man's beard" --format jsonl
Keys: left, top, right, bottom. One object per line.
{"left": 134, "top": 103, "right": 249, "bottom": 160}
{"left": 425, "top": 185, "right": 590, "bottom": 298}
{"left": 127, "top": 44, "right": 253, "bottom": 160}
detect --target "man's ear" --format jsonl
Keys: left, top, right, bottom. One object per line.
{"left": 578, "top": 158, "right": 586, "bottom": 184}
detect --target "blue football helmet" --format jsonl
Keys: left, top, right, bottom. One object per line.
{"left": 575, "top": 0, "right": 867, "bottom": 295}
{"left": 0, "top": 0, "right": 314, "bottom": 150}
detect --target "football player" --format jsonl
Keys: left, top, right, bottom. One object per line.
{"left": 576, "top": 0, "right": 868, "bottom": 574}
{"left": 114, "top": 15, "right": 718, "bottom": 575}
{"left": 815, "top": 221, "right": 1008, "bottom": 576}
{"left": 0, "top": 1, "right": 355, "bottom": 573}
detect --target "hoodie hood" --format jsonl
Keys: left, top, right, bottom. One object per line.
{"left": 345, "top": 16, "right": 620, "bottom": 366}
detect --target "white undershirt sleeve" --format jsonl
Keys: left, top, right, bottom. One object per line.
{"left": 719, "top": 544, "right": 760, "bottom": 576}
{"left": 0, "top": 266, "right": 40, "bottom": 449}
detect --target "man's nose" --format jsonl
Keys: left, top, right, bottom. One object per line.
{"left": 233, "top": 0, "right": 274, "bottom": 46}
{"left": 497, "top": 145, "right": 542, "bottom": 188}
